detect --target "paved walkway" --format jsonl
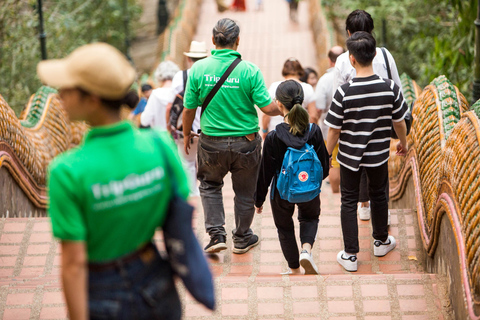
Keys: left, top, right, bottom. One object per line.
{"left": 0, "top": 0, "right": 454, "bottom": 318}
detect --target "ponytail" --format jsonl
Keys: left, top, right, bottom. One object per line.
{"left": 276, "top": 79, "right": 310, "bottom": 136}
{"left": 287, "top": 104, "right": 309, "bottom": 136}
{"left": 101, "top": 90, "right": 139, "bottom": 110}
{"left": 77, "top": 87, "right": 139, "bottom": 111}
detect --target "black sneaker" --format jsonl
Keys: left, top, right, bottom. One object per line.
{"left": 232, "top": 234, "right": 260, "bottom": 254}
{"left": 204, "top": 235, "right": 227, "bottom": 253}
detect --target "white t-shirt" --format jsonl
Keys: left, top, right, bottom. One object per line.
{"left": 333, "top": 47, "right": 403, "bottom": 96}
{"left": 315, "top": 67, "right": 335, "bottom": 139}
{"left": 267, "top": 80, "right": 315, "bottom": 132}
{"left": 140, "top": 87, "right": 175, "bottom": 129}
{"left": 171, "top": 69, "right": 201, "bottom": 133}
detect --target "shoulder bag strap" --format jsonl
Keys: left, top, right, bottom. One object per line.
{"left": 201, "top": 58, "right": 242, "bottom": 117}
{"left": 183, "top": 70, "right": 188, "bottom": 92}
{"left": 381, "top": 48, "right": 392, "bottom": 80}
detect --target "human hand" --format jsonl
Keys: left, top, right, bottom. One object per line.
{"left": 184, "top": 134, "right": 191, "bottom": 155}
{"left": 183, "top": 131, "right": 200, "bottom": 155}
{"left": 255, "top": 206, "right": 263, "bottom": 214}
{"left": 396, "top": 141, "right": 408, "bottom": 156}
{"left": 329, "top": 156, "right": 333, "bottom": 168}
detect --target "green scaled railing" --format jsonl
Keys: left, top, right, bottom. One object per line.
{"left": 20, "top": 86, "right": 57, "bottom": 129}
{"left": 431, "top": 76, "right": 461, "bottom": 140}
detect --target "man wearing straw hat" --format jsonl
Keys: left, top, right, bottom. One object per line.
{"left": 168, "top": 41, "right": 208, "bottom": 197}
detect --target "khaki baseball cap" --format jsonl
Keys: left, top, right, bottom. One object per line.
{"left": 37, "top": 43, "right": 136, "bottom": 100}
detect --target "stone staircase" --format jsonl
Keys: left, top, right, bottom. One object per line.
{"left": 0, "top": 0, "right": 454, "bottom": 318}
{"left": 179, "top": 177, "right": 452, "bottom": 319}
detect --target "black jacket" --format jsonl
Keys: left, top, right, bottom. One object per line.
{"left": 255, "top": 122, "right": 330, "bottom": 207}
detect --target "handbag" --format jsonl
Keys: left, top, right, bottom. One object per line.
{"left": 380, "top": 48, "right": 412, "bottom": 139}
{"left": 151, "top": 131, "right": 216, "bottom": 310}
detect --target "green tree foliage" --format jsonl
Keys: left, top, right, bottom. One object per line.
{"left": 323, "top": 0, "right": 476, "bottom": 100}
{"left": 0, "top": 0, "right": 142, "bottom": 115}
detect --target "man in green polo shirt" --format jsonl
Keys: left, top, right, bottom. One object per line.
{"left": 183, "top": 18, "right": 281, "bottom": 254}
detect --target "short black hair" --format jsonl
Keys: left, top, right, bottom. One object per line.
{"left": 346, "top": 31, "right": 376, "bottom": 67}
{"left": 141, "top": 84, "right": 152, "bottom": 92}
{"left": 345, "top": 10, "right": 374, "bottom": 34}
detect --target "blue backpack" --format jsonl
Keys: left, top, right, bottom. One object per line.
{"left": 276, "top": 127, "right": 323, "bottom": 203}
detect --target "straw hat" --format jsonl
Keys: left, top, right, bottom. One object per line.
{"left": 37, "top": 43, "right": 136, "bottom": 100}
{"left": 183, "top": 41, "right": 208, "bottom": 58}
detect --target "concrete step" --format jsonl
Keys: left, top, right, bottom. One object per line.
{"left": 180, "top": 273, "right": 452, "bottom": 319}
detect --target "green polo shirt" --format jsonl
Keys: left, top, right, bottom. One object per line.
{"left": 47, "top": 121, "right": 189, "bottom": 262}
{"left": 184, "top": 49, "right": 272, "bottom": 136}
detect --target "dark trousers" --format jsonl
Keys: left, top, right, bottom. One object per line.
{"left": 340, "top": 163, "right": 389, "bottom": 254}
{"left": 88, "top": 245, "right": 181, "bottom": 320}
{"left": 270, "top": 189, "right": 320, "bottom": 269}
{"left": 197, "top": 133, "right": 262, "bottom": 246}
{"left": 359, "top": 168, "right": 390, "bottom": 203}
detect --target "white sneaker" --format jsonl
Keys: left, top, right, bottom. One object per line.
{"left": 388, "top": 209, "right": 391, "bottom": 226}
{"left": 358, "top": 204, "right": 371, "bottom": 221}
{"left": 337, "top": 250, "right": 357, "bottom": 272}
{"left": 299, "top": 250, "right": 318, "bottom": 275}
{"left": 373, "top": 235, "right": 396, "bottom": 257}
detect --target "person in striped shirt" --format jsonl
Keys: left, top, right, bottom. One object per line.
{"left": 325, "top": 31, "right": 408, "bottom": 272}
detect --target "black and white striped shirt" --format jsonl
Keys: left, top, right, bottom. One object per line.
{"left": 325, "top": 75, "right": 408, "bottom": 171}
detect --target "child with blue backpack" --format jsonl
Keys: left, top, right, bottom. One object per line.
{"left": 255, "top": 80, "right": 330, "bottom": 275}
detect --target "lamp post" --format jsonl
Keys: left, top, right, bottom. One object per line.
{"left": 123, "top": 0, "right": 132, "bottom": 62}
{"left": 473, "top": 0, "right": 480, "bottom": 103}
{"left": 37, "top": 0, "right": 47, "bottom": 60}
{"left": 382, "top": 19, "right": 387, "bottom": 48}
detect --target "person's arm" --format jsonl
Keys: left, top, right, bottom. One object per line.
{"left": 259, "top": 101, "right": 282, "bottom": 116}
{"left": 251, "top": 69, "right": 281, "bottom": 117}
{"left": 182, "top": 108, "right": 198, "bottom": 155}
{"left": 326, "top": 128, "right": 341, "bottom": 157}
{"left": 165, "top": 102, "right": 173, "bottom": 133}
{"left": 140, "top": 94, "right": 156, "bottom": 127}
{"left": 393, "top": 120, "right": 408, "bottom": 155}
{"left": 261, "top": 114, "right": 270, "bottom": 139}
{"left": 313, "top": 126, "right": 329, "bottom": 179}
{"left": 386, "top": 49, "right": 404, "bottom": 93}
{"left": 48, "top": 161, "right": 88, "bottom": 320}
{"left": 307, "top": 101, "right": 318, "bottom": 123}
{"left": 324, "top": 87, "right": 346, "bottom": 160}
{"left": 182, "top": 66, "right": 201, "bottom": 155}
{"left": 61, "top": 241, "right": 88, "bottom": 320}
{"left": 392, "top": 84, "right": 409, "bottom": 155}
{"left": 255, "top": 133, "right": 277, "bottom": 210}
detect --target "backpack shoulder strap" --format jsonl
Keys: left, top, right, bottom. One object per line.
{"left": 201, "top": 58, "right": 242, "bottom": 117}
{"left": 183, "top": 70, "right": 188, "bottom": 92}
{"left": 380, "top": 48, "right": 392, "bottom": 80}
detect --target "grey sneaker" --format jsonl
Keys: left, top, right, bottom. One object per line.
{"left": 204, "top": 235, "right": 227, "bottom": 253}
{"left": 233, "top": 234, "right": 260, "bottom": 254}
{"left": 299, "top": 250, "right": 318, "bottom": 275}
